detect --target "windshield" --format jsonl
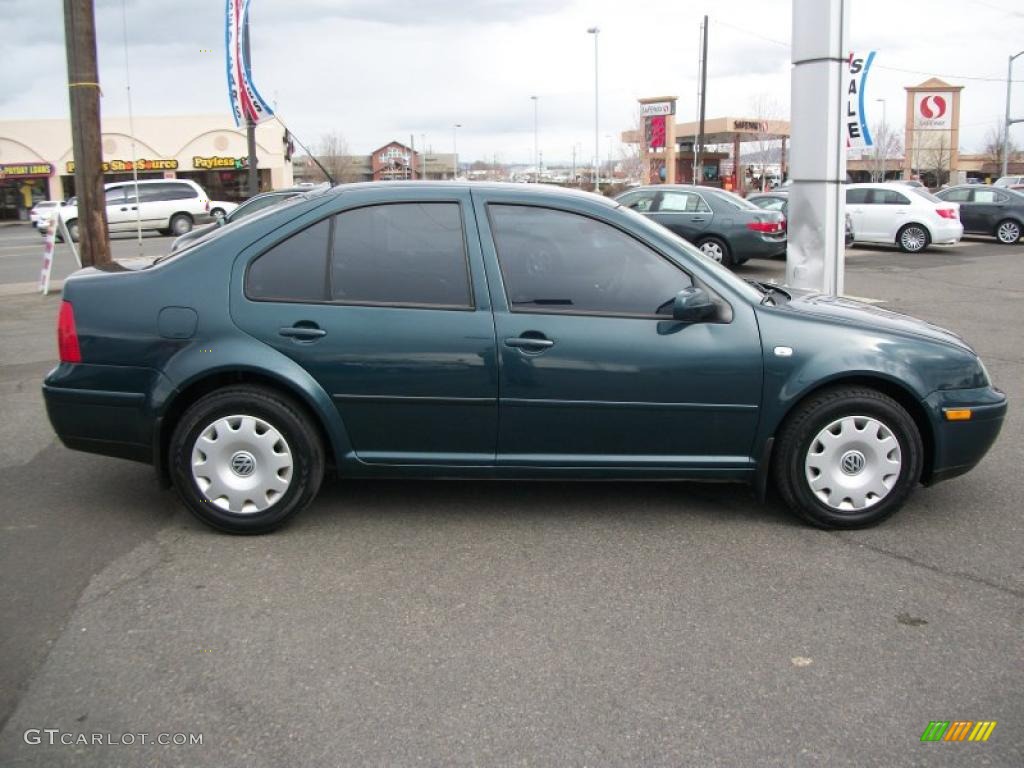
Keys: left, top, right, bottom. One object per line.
{"left": 908, "top": 187, "right": 943, "bottom": 203}
{"left": 616, "top": 205, "right": 764, "bottom": 303}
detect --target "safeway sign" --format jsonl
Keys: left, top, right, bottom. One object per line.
{"left": 914, "top": 92, "right": 953, "bottom": 130}
{"left": 640, "top": 101, "right": 675, "bottom": 117}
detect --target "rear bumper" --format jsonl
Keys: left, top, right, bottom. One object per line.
{"left": 930, "top": 221, "right": 964, "bottom": 245}
{"left": 923, "top": 385, "right": 1007, "bottom": 484}
{"left": 43, "top": 363, "right": 171, "bottom": 465}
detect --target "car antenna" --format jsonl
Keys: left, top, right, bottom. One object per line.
{"left": 276, "top": 117, "right": 335, "bottom": 186}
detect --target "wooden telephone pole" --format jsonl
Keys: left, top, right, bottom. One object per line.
{"left": 63, "top": 0, "right": 111, "bottom": 266}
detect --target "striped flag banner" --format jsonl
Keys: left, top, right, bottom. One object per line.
{"left": 226, "top": 0, "right": 274, "bottom": 127}
{"left": 39, "top": 217, "right": 57, "bottom": 295}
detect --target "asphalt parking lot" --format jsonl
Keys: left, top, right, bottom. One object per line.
{"left": 0, "top": 224, "right": 1021, "bottom": 766}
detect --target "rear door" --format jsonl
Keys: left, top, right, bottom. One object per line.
{"left": 103, "top": 186, "right": 133, "bottom": 232}
{"left": 845, "top": 188, "right": 871, "bottom": 240}
{"left": 970, "top": 188, "right": 1011, "bottom": 234}
{"left": 863, "top": 188, "right": 911, "bottom": 241}
{"left": 649, "top": 190, "right": 713, "bottom": 241}
{"left": 939, "top": 187, "right": 975, "bottom": 231}
{"left": 231, "top": 186, "right": 498, "bottom": 466}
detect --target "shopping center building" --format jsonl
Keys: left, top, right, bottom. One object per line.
{"left": 0, "top": 114, "right": 294, "bottom": 219}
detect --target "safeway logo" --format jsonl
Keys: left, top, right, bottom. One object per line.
{"left": 919, "top": 94, "right": 948, "bottom": 119}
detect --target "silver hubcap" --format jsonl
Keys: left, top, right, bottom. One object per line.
{"left": 700, "top": 241, "right": 724, "bottom": 262}
{"left": 804, "top": 416, "right": 902, "bottom": 512}
{"left": 901, "top": 227, "right": 926, "bottom": 252}
{"left": 191, "top": 415, "right": 293, "bottom": 514}
{"left": 172, "top": 217, "right": 191, "bottom": 234}
{"left": 997, "top": 222, "right": 1020, "bottom": 243}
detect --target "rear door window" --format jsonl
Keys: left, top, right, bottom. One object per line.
{"left": 846, "top": 188, "right": 869, "bottom": 204}
{"left": 658, "top": 191, "right": 711, "bottom": 213}
{"left": 246, "top": 220, "right": 331, "bottom": 302}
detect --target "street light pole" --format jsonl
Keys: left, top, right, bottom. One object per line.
{"left": 1002, "top": 50, "right": 1024, "bottom": 179}
{"left": 587, "top": 27, "right": 600, "bottom": 193}
{"left": 531, "top": 95, "right": 539, "bottom": 182}
{"left": 876, "top": 98, "right": 886, "bottom": 181}
{"left": 452, "top": 123, "right": 461, "bottom": 180}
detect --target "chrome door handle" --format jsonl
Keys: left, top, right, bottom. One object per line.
{"left": 504, "top": 336, "right": 554, "bottom": 350}
{"left": 279, "top": 326, "right": 326, "bottom": 340}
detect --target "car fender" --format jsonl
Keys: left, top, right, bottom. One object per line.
{"left": 156, "top": 336, "right": 355, "bottom": 467}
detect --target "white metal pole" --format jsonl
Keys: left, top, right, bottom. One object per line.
{"left": 531, "top": 96, "right": 538, "bottom": 182}
{"left": 588, "top": 27, "right": 600, "bottom": 193}
{"left": 876, "top": 98, "right": 886, "bottom": 181}
{"left": 1003, "top": 52, "right": 1024, "bottom": 178}
{"left": 787, "top": 0, "right": 849, "bottom": 296}
{"left": 453, "top": 123, "right": 461, "bottom": 180}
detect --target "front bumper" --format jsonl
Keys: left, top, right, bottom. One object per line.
{"left": 924, "top": 385, "right": 1007, "bottom": 484}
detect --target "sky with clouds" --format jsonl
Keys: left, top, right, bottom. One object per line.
{"left": 1, "top": 0, "right": 1022, "bottom": 163}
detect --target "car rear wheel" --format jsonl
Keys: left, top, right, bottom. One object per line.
{"left": 773, "top": 386, "right": 923, "bottom": 529}
{"left": 995, "top": 219, "right": 1021, "bottom": 244}
{"left": 696, "top": 236, "right": 733, "bottom": 267}
{"left": 169, "top": 213, "right": 193, "bottom": 236}
{"left": 896, "top": 224, "right": 929, "bottom": 253}
{"left": 169, "top": 385, "right": 324, "bottom": 534}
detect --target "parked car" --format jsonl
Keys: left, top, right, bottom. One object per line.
{"left": 55, "top": 179, "right": 213, "bottom": 241}
{"left": 747, "top": 192, "right": 855, "bottom": 247}
{"left": 993, "top": 175, "right": 1024, "bottom": 189}
{"left": 616, "top": 185, "right": 786, "bottom": 266}
{"left": 170, "top": 186, "right": 326, "bottom": 252}
{"left": 935, "top": 185, "right": 1024, "bottom": 244}
{"left": 894, "top": 179, "right": 926, "bottom": 189}
{"left": 29, "top": 200, "right": 60, "bottom": 228}
{"left": 42, "top": 182, "right": 1005, "bottom": 534}
{"left": 209, "top": 200, "right": 239, "bottom": 219}
{"left": 845, "top": 183, "right": 962, "bottom": 252}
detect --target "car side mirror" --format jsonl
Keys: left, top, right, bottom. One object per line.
{"left": 672, "top": 286, "right": 715, "bottom": 322}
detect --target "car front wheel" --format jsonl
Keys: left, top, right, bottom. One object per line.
{"left": 773, "top": 386, "right": 923, "bottom": 529}
{"left": 169, "top": 385, "right": 324, "bottom": 534}
{"left": 995, "top": 219, "right": 1021, "bottom": 244}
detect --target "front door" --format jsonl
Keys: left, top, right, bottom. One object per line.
{"left": 231, "top": 188, "right": 498, "bottom": 465}
{"left": 474, "top": 198, "right": 763, "bottom": 470}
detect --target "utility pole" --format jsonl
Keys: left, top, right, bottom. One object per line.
{"left": 243, "top": 11, "right": 258, "bottom": 196}
{"left": 695, "top": 15, "right": 708, "bottom": 186}
{"left": 1002, "top": 50, "right": 1024, "bottom": 178}
{"left": 63, "top": 0, "right": 110, "bottom": 267}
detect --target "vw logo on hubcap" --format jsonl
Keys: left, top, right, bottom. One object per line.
{"left": 229, "top": 451, "right": 256, "bottom": 477}
{"left": 840, "top": 450, "right": 866, "bottom": 475}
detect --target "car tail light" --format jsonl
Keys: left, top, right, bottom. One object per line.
{"left": 205, "top": 200, "right": 210, "bottom": 212}
{"left": 936, "top": 207, "right": 958, "bottom": 220}
{"left": 747, "top": 219, "right": 784, "bottom": 234}
{"left": 57, "top": 300, "right": 82, "bottom": 363}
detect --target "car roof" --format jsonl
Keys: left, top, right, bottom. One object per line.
{"left": 317, "top": 181, "right": 619, "bottom": 207}
{"left": 847, "top": 182, "right": 919, "bottom": 189}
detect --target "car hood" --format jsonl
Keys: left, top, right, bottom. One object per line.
{"left": 771, "top": 287, "right": 974, "bottom": 352}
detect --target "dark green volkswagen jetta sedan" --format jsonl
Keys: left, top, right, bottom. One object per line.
{"left": 43, "top": 183, "right": 1006, "bottom": 534}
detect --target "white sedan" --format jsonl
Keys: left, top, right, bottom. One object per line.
{"left": 846, "top": 183, "right": 963, "bottom": 253}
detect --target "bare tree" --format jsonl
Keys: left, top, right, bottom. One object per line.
{"left": 870, "top": 121, "right": 904, "bottom": 182}
{"left": 917, "top": 131, "right": 952, "bottom": 188}
{"left": 748, "top": 95, "right": 784, "bottom": 191}
{"left": 982, "top": 123, "right": 1018, "bottom": 168}
{"left": 312, "top": 131, "right": 360, "bottom": 184}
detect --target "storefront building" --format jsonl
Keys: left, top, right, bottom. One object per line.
{"left": 0, "top": 114, "right": 293, "bottom": 219}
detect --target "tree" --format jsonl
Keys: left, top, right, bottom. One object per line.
{"left": 747, "top": 95, "right": 784, "bottom": 191}
{"left": 870, "top": 121, "right": 903, "bottom": 182}
{"left": 982, "top": 123, "right": 1018, "bottom": 168}
{"left": 917, "top": 131, "right": 952, "bottom": 188}
{"left": 311, "top": 131, "right": 359, "bottom": 184}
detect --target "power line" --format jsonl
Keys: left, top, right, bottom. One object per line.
{"left": 714, "top": 18, "right": 1024, "bottom": 83}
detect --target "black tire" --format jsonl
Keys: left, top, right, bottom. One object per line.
{"left": 896, "top": 223, "right": 929, "bottom": 253}
{"left": 169, "top": 213, "right": 193, "bottom": 236}
{"left": 772, "top": 386, "right": 923, "bottom": 529}
{"left": 66, "top": 220, "right": 80, "bottom": 242}
{"left": 696, "top": 236, "right": 733, "bottom": 267}
{"left": 994, "top": 218, "right": 1021, "bottom": 245}
{"left": 210, "top": 207, "right": 226, "bottom": 219}
{"left": 169, "top": 385, "right": 324, "bottom": 534}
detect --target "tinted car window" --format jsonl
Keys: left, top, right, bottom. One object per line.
{"left": 846, "top": 188, "right": 869, "bottom": 204}
{"left": 618, "top": 191, "right": 657, "bottom": 212}
{"left": 231, "top": 193, "right": 295, "bottom": 222}
{"left": 246, "top": 219, "right": 330, "bottom": 302}
{"left": 330, "top": 203, "right": 471, "bottom": 308}
{"left": 938, "top": 188, "right": 971, "bottom": 203}
{"left": 876, "top": 190, "right": 911, "bottom": 205}
{"left": 489, "top": 205, "right": 692, "bottom": 317}
{"left": 104, "top": 187, "right": 125, "bottom": 204}
{"left": 659, "top": 191, "right": 711, "bottom": 213}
